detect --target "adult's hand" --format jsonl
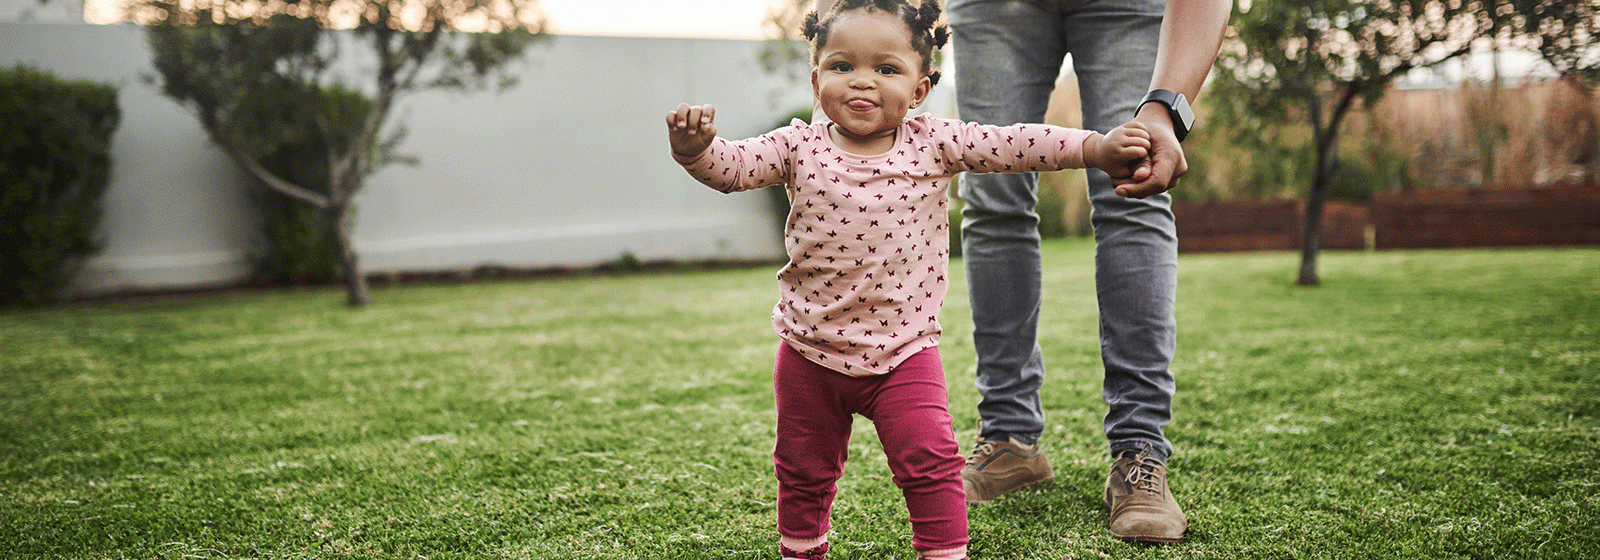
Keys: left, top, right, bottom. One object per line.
{"left": 1110, "top": 103, "right": 1189, "bottom": 199}
{"left": 1111, "top": 0, "right": 1229, "bottom": 198}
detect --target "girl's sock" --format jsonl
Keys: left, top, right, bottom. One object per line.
{"left": 919, "top": 546, "right": 967, "bottom": 560}
{"left": 779, "top": 535, "right": 829, "bottom": 559}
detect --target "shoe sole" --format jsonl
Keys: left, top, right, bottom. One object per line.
{"left": 1110, "top": 533, "right": 1184, "bottom": 544}
{"left": 1102, "top": 493, "right": 1186, "bottom": 544}
{"left": 965, "top": 473, "right": 1053, "bottom": 504}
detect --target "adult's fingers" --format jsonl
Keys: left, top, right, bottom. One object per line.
{"left": 1114, "top": 130, "right": 1187, "bottom": 198}
{"left": 1114, "top": 153, "right": 1176, "bottom": 198}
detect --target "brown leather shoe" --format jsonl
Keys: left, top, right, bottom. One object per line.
{"left": 962, "top": 437, "right": 1053, "bottom": 504}
{"left": 1104, "top": 445, "right": 1187, "bottom": 543}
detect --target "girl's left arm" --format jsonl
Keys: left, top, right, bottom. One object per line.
{"left": 935, "top": 119, "right": 1096, "bottom": 175}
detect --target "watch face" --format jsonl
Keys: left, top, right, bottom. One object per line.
{"left": 1141, "top": 89, "right": 1194, "bottom": 139}
{"left": 1173, "top": 94, "right": 1195, "bottom": 131}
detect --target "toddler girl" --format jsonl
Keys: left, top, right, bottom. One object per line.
{"left": 665, "top": 0, "right": 1151, "bottom": 558}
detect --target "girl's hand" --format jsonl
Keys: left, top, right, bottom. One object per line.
{"left": 666, "top": 103, "right": 717, "bottom": 161}
{"left": 1088, "top": 121, "right": 1152, "bottom": 178}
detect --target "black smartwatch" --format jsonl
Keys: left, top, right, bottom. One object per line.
{"left": 1139, "top": 89, "right": 1194, "bottom": 142}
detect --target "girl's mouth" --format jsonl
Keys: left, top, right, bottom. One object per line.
{"left": 846, "top": 99, "right": 877, "bottom": 112}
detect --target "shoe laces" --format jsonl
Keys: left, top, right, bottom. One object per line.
{"left": 966, "top": 439, "right": 997, "bottom": 466}
{"left": 1121, "top": 446, "right": 1165, "bottom": 495}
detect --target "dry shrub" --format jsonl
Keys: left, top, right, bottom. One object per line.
{"left": 1379, "top": 78, "right": 1599, "bottom": 189}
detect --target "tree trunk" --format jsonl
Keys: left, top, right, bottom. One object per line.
{"left": 1297, "top": 155, "right": 1330, "bottom": 286}
{"left": 1299, "top": 113, "right": 1342, "bottom": 287}
{"left": 328, "top": 203, "right": 370, "bottom": 306}
{"left": 1298, "top": 86, "right": 1361, "bottom": 287}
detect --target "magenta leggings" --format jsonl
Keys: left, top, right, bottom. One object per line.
{"left": 773, "top": 342, "right": 968, "bottom": 553}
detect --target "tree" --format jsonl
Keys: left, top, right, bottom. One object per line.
{"left": 1216, "top": 0, "right": 1599, "bottom": 286}
{"left": 1216, "top": 0, "right": 1490, "bottom": 286}
{"left": 1508, "top": 0, "right": 1600, "bottom": 87}
{"left": 759, "top": 0, "right": 815, "bottom": 80}
{"left": 139, "top": 0, "right": 546, "bottom": 306}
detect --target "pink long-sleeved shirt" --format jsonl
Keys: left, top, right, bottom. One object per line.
{"left": 677, "top": 114, "right": 1094, "bottom": 376}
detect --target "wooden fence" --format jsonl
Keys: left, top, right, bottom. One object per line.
{"left": 1174, "top": 199, "right": 1370, "bottom": 252}
{"left": 1172, "top": 184, "right": 1600, "bottom": 252}
{"left": 1372, "top": 184, "right": 1600, "bottom": 249}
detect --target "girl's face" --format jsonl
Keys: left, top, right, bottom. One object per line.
{"left": 811, "top": 9, "right": 931, "bottom": 154}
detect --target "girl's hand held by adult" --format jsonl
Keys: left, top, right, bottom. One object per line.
{"left": 1084, "top": 121, "right": 1152, "bottom": 179}
{"left": 666, "top": 103, "right": 718, "bottom": 162}
{"left": 1111, "top": 104, "right": 1189, "bottom": 198}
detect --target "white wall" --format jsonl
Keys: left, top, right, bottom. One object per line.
{"left": 2, "top": 22, "right": 817, "bottom": 295}
{"left": 4, "top": 21, "right": 262, "bottom": 294}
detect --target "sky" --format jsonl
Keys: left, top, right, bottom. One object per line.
{"left": 66, "top": 0, "right": 780, "bottom": 38}
{"left": 540, "top": 0, "right": 776, "bottom": 39}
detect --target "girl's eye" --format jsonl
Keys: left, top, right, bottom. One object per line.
{"left": 831, "top": 62, "right": 852, "bottom": 72}
{"left": 877, "top": 66, "right": 898, "bottom": 75}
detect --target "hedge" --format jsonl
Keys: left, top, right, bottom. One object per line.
{"left": 0, "top": 65, "right": 119, "bottom": 306}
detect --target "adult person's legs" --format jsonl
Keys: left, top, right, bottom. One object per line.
{"left": 1061, "top": 0, "right": 1187, "bottom": 542}
{"left": 1064, "top": 0, "right": 1175, "bottom": 467}
{"left": 951, "top": 0, "right": 1186, "bottom": 542}
{"left": 948, "top": 0, "right": 1069, "bottom": 503}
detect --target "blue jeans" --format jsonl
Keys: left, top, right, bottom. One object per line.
{"left": 948, "top": 0, "right": 1177, "bottom": 461}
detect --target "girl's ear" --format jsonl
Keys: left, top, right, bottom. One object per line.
{"left": 910, "top": 74, "right": 931, "bottom": 110}
{"left": 811, "top": 67, "right": 822, "bottom": 99}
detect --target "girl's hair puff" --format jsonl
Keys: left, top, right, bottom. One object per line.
{"left": 802, "top": 0, "right": 949, "bottom": 86}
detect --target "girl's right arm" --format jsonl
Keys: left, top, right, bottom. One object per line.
{"left": 666, "top": 104, "right": 795, "bottom": 194}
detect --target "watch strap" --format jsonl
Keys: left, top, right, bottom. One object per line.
{"left": 1139, "top": 89, "right": 1194, "bottom": 142}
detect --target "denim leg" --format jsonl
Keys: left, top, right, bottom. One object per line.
{"left": 1061, "top": 0, "right": 1177, "bottom": 461}
{"left": 948, "top": 0, "right": 1069, "bottom": 444}
{"left": 951, "top": 0, "right": 1176, "bottom": 459}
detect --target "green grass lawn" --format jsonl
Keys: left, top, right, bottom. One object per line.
{"left": 3, "top": 239, "right": 1596, "bottom": 559}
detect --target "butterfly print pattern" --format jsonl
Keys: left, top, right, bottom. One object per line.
{"left": 677, "top": 115, "right": 1093, "bottom": 375}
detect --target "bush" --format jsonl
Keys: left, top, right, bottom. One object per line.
{"left": 0, "top": 65, "right": 119, "bottom": 306}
